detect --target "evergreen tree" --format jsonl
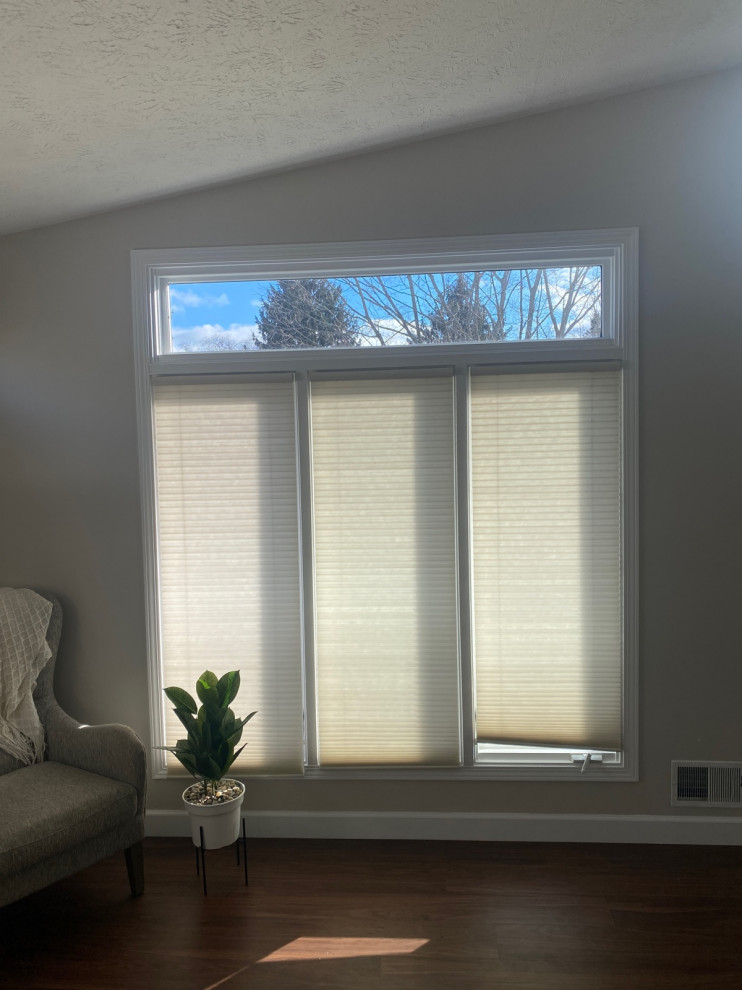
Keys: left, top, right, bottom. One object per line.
{"left": 254, "top": 278, "right": 359, "bottom": 349}
{"left": 422, "top": 273, "right": 498, "bottom": 343}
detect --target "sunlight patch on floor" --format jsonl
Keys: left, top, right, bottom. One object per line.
{"left": 258, "top": 936, "right": 429, "bottom": 962}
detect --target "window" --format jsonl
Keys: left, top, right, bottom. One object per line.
{"left": 165, "top": 265, "right": 604, "bottom": 353}
{"left": 133, "top": 230, "right": 637, "bottom": 780}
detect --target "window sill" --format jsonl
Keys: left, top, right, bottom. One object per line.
{"left": 153, "top": 763, "right": 637, "bottom": 782}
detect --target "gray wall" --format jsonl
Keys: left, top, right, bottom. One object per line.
{"left": 2, "top": 67, "right": 741, "bottom": 819}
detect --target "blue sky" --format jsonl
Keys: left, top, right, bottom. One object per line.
{"left": 169, "top": 281, "right": 269, "bottom": 351}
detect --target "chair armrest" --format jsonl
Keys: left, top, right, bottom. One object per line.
{"left": 41, "top": 702, "right": 147, "bottom": 816}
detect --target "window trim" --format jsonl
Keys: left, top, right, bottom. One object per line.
{"left": 132, "top": 228, "right": 638, "bottom": 782}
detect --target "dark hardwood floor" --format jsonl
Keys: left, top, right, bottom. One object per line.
{"left": 2, "top": 838, "right": 742, "bottom": 989}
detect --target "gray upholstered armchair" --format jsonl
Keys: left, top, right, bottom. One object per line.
{"left": 0, "top": 593, "right": 146, "bottom": 908}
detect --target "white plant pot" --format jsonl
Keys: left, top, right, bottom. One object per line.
{"left": 183, "top": 780, "right": 245, "bottom": 850}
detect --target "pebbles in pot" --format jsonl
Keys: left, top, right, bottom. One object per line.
{"left": 184, "top": 779, "right": 242, "bottom": 805}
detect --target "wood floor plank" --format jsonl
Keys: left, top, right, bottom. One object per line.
{"left": 1, "top": 838, "right": 742, "bottom": 988}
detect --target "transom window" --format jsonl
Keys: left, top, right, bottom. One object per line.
{"left": 165, "top": 265, "right": 603, "bottom": 353}
{"left": 133, "top": 230, "right": 637, "bottom": 780}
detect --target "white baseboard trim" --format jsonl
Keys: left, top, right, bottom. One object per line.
{"left": 145, "top": 809, "right": 742, "bottom": 845}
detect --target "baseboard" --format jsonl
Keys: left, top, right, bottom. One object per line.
{"left": 145, "top": 809, "right": 742, "bottom": 845}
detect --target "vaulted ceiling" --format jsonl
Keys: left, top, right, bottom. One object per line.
{"left": 3, "top": 0, "right": 742, "bottom": 235}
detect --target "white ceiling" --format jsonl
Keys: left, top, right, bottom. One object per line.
{"left": 3, "top": 0, "right": 742, "bottom": 235}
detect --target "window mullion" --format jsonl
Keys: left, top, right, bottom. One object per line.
{"left": 455, "top": 365, "right": 475, "bottom": 766}
{"left": 296, "top": 371, "right": 319, "bottom": 767}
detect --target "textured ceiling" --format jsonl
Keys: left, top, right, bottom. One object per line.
{"left": 2, "top": 0, "right": 742, "bottom": 235}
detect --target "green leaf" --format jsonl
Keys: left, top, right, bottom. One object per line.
{"left": 205, "top": 756, "right": 222, "bottom": 781}
{"left": 203, "top": 697, "right": 222, "bottom": 723}
{"left": 176, "top": 753, "right": 199, "bottom": 776}
{"left": 225, "top": 711, "right": 257, "bottom": 748}
{"left": 195, "top": 754, "right": 215, "bottom": 778}
{"left": 163, "top": 686, "right": 197, "bottom": 714}
{"left": 227, "top": 727, "right": 243, "bottom": 748}
{"left": 219, "top": 746, "right": 232, "bottom": 772}
{"left": 232, "top": 711, "right": 257, "bottom": 733}
{"left": 158, "top": 741, "right": 198, "bottom": 777}
{"left": 196, "top": 671, "right": 218, "bottom": 704}
{"left": 226, "top": 744, "right": 246, "bottom": 770}
{"left": 173, "top": 708, "right": 196, "bottom": 733}
{"left": 217, "top": 670, "right": 240, "bottom": 709}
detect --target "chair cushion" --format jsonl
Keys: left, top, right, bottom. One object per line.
{"left": 0, "top": 748, "right": 26, "bottom": 776}
{"left": 0, "top": 761, "right": 137, "bottom": 877}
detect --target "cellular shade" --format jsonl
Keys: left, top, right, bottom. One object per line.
{"left": 311, "top": 376, "right": 460, "bottom": 766}
{"left": 470, "top": 370, "right": 622, "bottom": 751}
{"left": 152, "top": 380, "right": 303, "bottom": 774}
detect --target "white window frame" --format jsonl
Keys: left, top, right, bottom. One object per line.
{"left": 132, "top": 229, "right": 638, "bottom": 781}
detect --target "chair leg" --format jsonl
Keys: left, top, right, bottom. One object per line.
{"left": 124, "top": 841, "right": 144, "bottom": 897}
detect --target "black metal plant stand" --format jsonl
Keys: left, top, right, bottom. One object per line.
{"left": 195, "top": 817, "right": 248, "bottom": 895}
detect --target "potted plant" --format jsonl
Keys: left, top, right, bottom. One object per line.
{"left": 162, "top": 669, "right": 256, "bottom": 849}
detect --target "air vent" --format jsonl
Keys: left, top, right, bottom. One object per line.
{"left": 671, "top": 761, "right": 742, "bottom": 807}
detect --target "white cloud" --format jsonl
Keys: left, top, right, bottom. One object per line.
{"left": 171, "top": 322, "right": 258, "bottom": 352}
{"left": 357, "top": 317, "right": 412, "bottom": 346}
{"left": 169, "top": 287, "right": 230, "bottom": 310}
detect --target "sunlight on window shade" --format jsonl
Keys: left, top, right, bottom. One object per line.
{"left": 470, "top": 371, "right": 622, "bottom": 751}
{"left": 153, "top": 382, "right": 303, "bottom": 774}
{"left": 258, "top": 937, "right": 429, "bottom": 963}
{"left": 312, "top": 377, "right": 460, "bottom": 766}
